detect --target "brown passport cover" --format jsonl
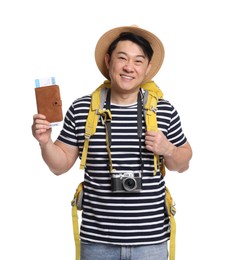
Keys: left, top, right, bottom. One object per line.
{"left": 35, "top": 85, "right": 63, "bottom": 123}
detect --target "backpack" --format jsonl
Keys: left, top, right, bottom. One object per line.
{"left": 71, "top": 80, "right": 176, "bottom": 260}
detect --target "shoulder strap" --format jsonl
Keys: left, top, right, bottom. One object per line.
{"left": 141, "top": 81, "right": 165, "bottom": 175}
{"left": 142, "top": 82, "right": 175, "bottom": 259}
{"left": 80, "top": 80, "right": 111, "bottom": 169}
{"left": 141, "top": 80, "right": 163, "bottom": 97}
{"left": 141, "top": 81, "right": 163, "bottom": 132}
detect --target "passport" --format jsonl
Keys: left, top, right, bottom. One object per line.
{"left": 35, "top": 84, "right": 63, "bottom": 123}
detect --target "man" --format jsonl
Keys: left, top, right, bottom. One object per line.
{"left": 32, "top": 25, "right": 192, "bottom": 260}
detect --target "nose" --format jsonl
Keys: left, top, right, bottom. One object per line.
{"left": 123, "top": 60, "right": 134, "bottom": 73}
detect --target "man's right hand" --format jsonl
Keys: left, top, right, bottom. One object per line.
{"left": 32, "top": 114, "right": 52, "bottom": 146}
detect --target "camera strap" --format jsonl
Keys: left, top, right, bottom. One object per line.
{"left": 105, "top": 89, "right": 144, "bottom": 174}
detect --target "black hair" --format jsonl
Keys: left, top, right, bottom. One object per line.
{"left": 107, "top": 32, "right": 153, "bottom": 62}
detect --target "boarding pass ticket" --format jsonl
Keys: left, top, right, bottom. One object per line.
{"left": 35, "top": 77, "right": 56, "bottom": 87}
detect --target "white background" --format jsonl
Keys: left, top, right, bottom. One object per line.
{"left": 0, "top": 0, "right": 234, "bottom": 259}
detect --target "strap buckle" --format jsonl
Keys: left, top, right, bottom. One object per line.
{"left": 150, "top": 106, "right": 157, "bottom": 113}
{"left": 170, "top": 202, "right": 176, "bottom": 216}
{"left": 71, "top": 198, "right": 76, "bottom": 207}
{"left": 84, "top": 132, "right": 91, "bottom": 140}
{"left": 97, "top": 109, "right": 112, "bottom": 125}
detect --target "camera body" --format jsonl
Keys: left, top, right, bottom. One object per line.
{"left": 111, "top": 171, "right": 142, "bottom": 192}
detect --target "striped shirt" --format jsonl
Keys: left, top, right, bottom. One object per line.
{"left": 57, "top": 89, "right": 187, "bottom": 246}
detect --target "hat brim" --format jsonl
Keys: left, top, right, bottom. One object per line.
{"left": 95, "top": 26, "right": 164, "bottom": 83}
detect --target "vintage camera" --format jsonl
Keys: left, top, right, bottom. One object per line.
{"left": 111, "top": 171, "right": 142, "bottom": 192}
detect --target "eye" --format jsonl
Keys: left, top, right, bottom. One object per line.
{"left": 135, "top": 59, "right": 144, "bottom": 65}
{"left": 118, "top": 56, "right": 126, "bottom": 61}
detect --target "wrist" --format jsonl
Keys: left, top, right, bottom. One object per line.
{"left": 39, "top": 139, "right": 53, "bottom": 150}
{"left": 165, "top": 143, "right": 177, "bottom": 157}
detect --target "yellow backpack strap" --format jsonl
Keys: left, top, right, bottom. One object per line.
{"left": 141, "top": 80, "right": 164, "bottom": 98}
{"left": 142, "top": 82, "right": 176, "bottom": 259}
{"left": 71, "top": 182, "right": 84, "bottom": 260}
{"left": 165, "top": 187, "right": 176, "bottom": 260}
{"left": 141, "top": 81, "right": 163, "bottom": 175}
{"left": 80, "top": 81, "right": 111, "bottom": 169}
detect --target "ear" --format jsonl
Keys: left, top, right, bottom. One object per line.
{"left": 104, "top": 53, "right": 111, "bottom": 70}
{"left": 145, "top": 63, "right": 152, "bottom": 76}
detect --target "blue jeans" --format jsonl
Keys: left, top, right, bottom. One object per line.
{"left": 80, "top": 240, "right": 168, "bottom": 260}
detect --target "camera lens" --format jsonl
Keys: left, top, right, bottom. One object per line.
{"left": 123, "top": 178, "right": 137, "bottom": 191}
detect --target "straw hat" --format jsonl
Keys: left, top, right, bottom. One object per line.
{"left": 95, "top": 25, "right": 164, "bottom": 83}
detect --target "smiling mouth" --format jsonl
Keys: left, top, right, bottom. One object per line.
{"left": 120, "top": 74, "right": 134, "bottom": 80}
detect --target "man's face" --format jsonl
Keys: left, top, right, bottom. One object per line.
{"left": 105, "top": 40, "right": 152, "bottom": 94}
